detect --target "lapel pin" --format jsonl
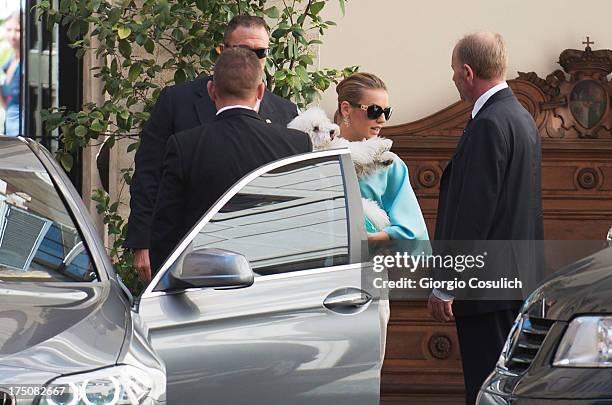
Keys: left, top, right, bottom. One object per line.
{"left": 266, "top": 119, "right": 272, "bottom": 124}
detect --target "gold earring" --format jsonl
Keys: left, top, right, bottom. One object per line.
{"left": 342, "top": 116, "right": 350, "bottom": 127}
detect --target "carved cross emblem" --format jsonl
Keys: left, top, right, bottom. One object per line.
{"left": 582, "top": 36, "right": 594, "bottom": 50}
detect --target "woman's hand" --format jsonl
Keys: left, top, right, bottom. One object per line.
{"left": 367, "top": 231, "right": 390, "bottom": 241}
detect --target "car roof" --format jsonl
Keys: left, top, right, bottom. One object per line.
{"left": 0, "top": 136, "right": 46, "bottom": 172}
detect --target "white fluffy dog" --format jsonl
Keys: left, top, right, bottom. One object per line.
{"left": 288, "top": 107, "right": 392, "bottom": 231}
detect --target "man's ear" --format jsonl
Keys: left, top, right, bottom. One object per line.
{"left": 464, "top": 63, "right": 475, "bottom": 83}
{"left": 256, "top": 82, "right": 265, "bottom": 101}
{"left": 207, "top": 80, "right": 216, "bottom": 102}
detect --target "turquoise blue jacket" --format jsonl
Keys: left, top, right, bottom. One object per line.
{"left": 359, "top": 153, "right": 429, "bottom": 241}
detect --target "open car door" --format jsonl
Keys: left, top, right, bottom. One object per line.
{"left": 138, "top": 149, "right": 382, "bottom": 404}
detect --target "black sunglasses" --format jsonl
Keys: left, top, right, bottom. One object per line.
{"left": 350, "top": 103, "right": 393, "bottom": 120}
{"left": 224, "top": 44, "right": 269, "bottom": 59}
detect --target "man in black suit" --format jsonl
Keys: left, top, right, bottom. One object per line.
{"left": 428, "top": 32, "right": 543, "bottom": 404}
{"left": 125, "top": 15, "right": 298, "bottom": 280}
{"left": 148, "top": 47, "right": 311, "bottom": 274}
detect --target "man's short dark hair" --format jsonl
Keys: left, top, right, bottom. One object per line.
{"left": 223, "top": 15, "right": 269, "bottom": 43}
{"left": 213, "top": 47, "right": 262, "bottom": 99}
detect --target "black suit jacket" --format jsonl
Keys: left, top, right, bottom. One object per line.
{"left": 149, "top": 108, "right": 312, "bottom": 271}
{"left": 434, "top": 87, "right": 544, "bottom": 315}
{"left": 125, "top": 77, "right": 298, "bottom": 249}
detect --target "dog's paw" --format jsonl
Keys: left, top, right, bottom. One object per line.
{"left": 362, "top": 198, "right": 390, "bottom": 231}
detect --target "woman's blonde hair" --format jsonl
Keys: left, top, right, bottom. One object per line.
{"left": 334, "top": 72, "right": 387, "bottom": 124}
{"left": 5, "top": 11, "right": 20, "bottom": 24}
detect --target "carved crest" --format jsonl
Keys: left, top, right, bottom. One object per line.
{"left": 517, "top": 38, "right": 612, "bottom": 139}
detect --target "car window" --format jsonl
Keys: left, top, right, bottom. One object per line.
{"left": 191, "top": 156, "right": 349, "bottom": 276}
{"left": 0, "top": 151, "right": 97, "bottom": 282}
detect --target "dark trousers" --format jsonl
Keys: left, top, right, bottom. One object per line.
{"left": 455, "top": 308, "right": 519, "bottom": 405}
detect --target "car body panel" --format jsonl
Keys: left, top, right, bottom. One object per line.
{"left": 0, "top": 137, "right": 166, "bottom": 404}
{"left": 479, "top": 246, "right": 612, "bottom": 403}
{"left": 140, "top": 264, "right": 380, "bottom": 404}
{"left": 522, "top": 246, "right": 612, "bottom": 321}
{"left": 139, "top": 150, "right": 382, "bottom": 404}
{"left": 0, "top": 282, "right": 128, "bottom": 374}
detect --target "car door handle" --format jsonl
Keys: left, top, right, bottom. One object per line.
{"left": 324, "top": 288, "right": 372, "bottom": 312}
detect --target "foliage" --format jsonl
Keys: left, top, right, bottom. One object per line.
{"left": 36, "top": 0, "right": 356, "bottom": 294}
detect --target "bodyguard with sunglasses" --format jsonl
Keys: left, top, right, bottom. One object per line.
{"left": 126, "top": 15, "right": 298, "bottom": 282}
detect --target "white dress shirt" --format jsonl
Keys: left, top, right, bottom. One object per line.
{"left": 216, "top": 104, "right": 257, "bottom": 116}
{"left": 471, "top": 81, "right": 508, "bottom": 118}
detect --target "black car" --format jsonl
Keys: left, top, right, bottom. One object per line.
{"left": 478, "top": 243, "right": 612, "bottom": 404}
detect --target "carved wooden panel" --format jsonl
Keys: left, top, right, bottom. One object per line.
{"left": 382, "top": 301, "right": 464, "bottom": 404}
{"left": 380, "top": 42, "right": 612, "bottom": 404}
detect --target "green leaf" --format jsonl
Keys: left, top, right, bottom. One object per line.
{"left": 171, "top": 28, "right": 184, "bottom": 42}
{"left": 310, "top": 1, "right": 325, "bottom": 16}
{"left": 75, "top": 125, "right": 88, "bottom": 137}
{"left": 105, "top": 136, "right": 116, "bottom": 149}
{"left": 67, "top": 21, "right": 82, "bottom": 41}
{"left": 174, "top": 68, "right": 187, "bottom": 84}
{"left": 91, "top": 119, "right": 106, "bottom": 132}
{"left": 108, "top": 7, "right": 121, "bottom": 25}
{"left": 299, "top": 54, "right": 314, "bottom": 65}
{"left": 271, "top": 28, "right": 288, "bottom": 39}
{"left": 111, "top": 58, "right": 119, "bottom": 74}
{"left": 118, "top": 40, "right": 132, "bottom": 59}
{"left": 118, "top": 26, "right": 131, "bottom": 40}
{"left": 338, "top": 0, "right": 346, "bottom": 16}
{"left": 295, "top": 65, "right": 309, "bottom": 82}
{"left": 292, "top": 27, "right": 306, "bottom": 39}
{"left": 135, "top": 34, "right": 146, "bottom": 46}
{"left": 287, "top": 42, "right": 294, "bottom": 59}
{"left": 144, "top": 39, "right": 155, "bottom": 53}
{"left": 127, "top": 141, "right": 139, "bottom": 153}
{"left": 195, "top": 0, "right": 209, "bottom": 13}
{"left": 60, "top": 153, "right": 74, "bottom": 171}
{"left": 263, "top": 6, "right": 280, "bottom": 18}
{"left": 128, "top": 64, "right": 142, "bottom": 82}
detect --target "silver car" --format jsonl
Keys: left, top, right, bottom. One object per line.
{"left": 0, "top": 137, "right": 383, "bottom": 404}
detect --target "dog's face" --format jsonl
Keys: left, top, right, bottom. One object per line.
{"left": 309, "top": 119, "right": 340, "bottom": 149}
{"left": 287, "top": 108, "right": 340, "bottom": 149}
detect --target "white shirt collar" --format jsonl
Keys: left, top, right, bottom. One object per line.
{"left": 471, "top": 81, "right": 508, "bottom": 118}
{"left": 216, "top": 104, "right": 257, "bottom": 116}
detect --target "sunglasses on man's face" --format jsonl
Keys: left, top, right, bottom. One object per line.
{"left": 351, "top": 103, "right": 393, "bottom": 120}
{"left": 224, "top": 44, "right": 269, "bottom": 59}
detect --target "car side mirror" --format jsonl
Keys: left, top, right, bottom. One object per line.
{"left": 168, "top": 248, "right": 254, "bottom": 291}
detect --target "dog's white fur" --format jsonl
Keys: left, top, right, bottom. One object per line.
{"left": 288, "top": 107, "right": 391, "bottom": 230}
{"left": 288, "top": 107, "right": 395, "bottom": 178}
